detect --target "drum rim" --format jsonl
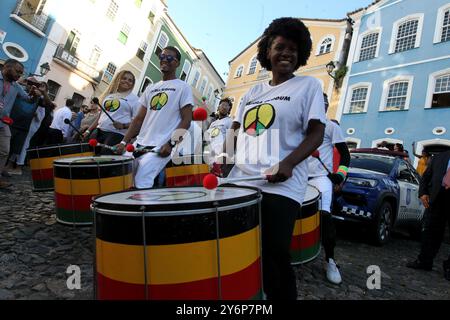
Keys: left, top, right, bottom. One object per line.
{"left": 92, "top": 185, "right": 262, "bottom": 213}
{"left": 303, "top": 184, "right": 320, "bottom": 205}
{"left": 27, "top": 142, "right": 90, "bottom": 152}
{"left": 54, "top": 155, "right": 134, "bottom": 166}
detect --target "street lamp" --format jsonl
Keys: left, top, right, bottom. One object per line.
{"left": 326, "top": 61, "right": 336, "bottom": 80}
{"left": 29, "top": 62, "right": 51, "bottom": 77}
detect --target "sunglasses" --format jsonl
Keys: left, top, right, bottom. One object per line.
{"left": 159, "top": 54, "right": 177, "bottom": 63}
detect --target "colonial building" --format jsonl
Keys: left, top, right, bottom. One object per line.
{"left": 223, "top": 17, "right": 353, "bottom": 119}
{"left": 337, "top": 0, "right": 450, "bottom": 160}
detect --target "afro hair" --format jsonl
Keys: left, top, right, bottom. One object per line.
{"left": 257, "top": 17, "right": 312, "bottom": 72}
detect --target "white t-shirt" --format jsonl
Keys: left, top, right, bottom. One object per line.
{"left": 177, "top": 121, "right": 203, "bottom": 156}
{"left": 136, "top": 79, "right": 194, "bottom": 148}
{"left": 50, "top": 106, "right": 72, "bottom": 138}
{"left": 206, "top": 116, "right": 232, "bottom": 158}
{"left": 229, "top": 76, "right": 326, "bottom": 204}
{"left": 98, "top": 92, "right": 140, "bottom": 135}
{"left": 307, "top": 119, "right": 345, "bottom": 177}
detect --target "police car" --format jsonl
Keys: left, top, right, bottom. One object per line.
{"left": 332, "top": 148, "right": 425, "bottom": 245}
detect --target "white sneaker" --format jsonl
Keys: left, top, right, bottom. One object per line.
{"left": 326, "top": 258, "right": 342, "bottom": 284}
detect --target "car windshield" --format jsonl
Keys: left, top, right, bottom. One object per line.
{"left": 350, "top": 154, "right": 395, "bottom": 175}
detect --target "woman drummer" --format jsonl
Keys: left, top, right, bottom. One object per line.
{"left": 224, "top": 17, "right": 326, "bottom": 299}
{"left": 83, "top": 70, "right": 140, "bottom": 155}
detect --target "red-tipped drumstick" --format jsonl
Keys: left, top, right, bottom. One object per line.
{"left": 193, "top": 107, "right": 208, "bottom": 121}
{"left": 88, "top": 139, "right": 117, "bottom": 152}
{"left": 311, "top": 150, "right": 331, "bottom": 174}
{"left": 125, "top": 144, "right": 159, "bottom": 155}
{"left": 202, "top": 173, "right": 268, "bottom": 190}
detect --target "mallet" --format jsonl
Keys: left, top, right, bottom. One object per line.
{"left": 311, "top": 150, "right": 331, "bottom": 174}
{"left": 88, "top": 139, "right": 117, "bottom": 152}
{"left": 203, "top": 173, "right": 268, "bottom": 190}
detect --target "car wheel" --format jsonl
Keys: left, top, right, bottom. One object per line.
{"left": 372, "top": 201, "right": 393, "bottom": 246}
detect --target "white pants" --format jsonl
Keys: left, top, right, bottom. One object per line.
{"left": 133, "top": 151, "right": 171, "bottom": 189}
{"left": 308, "top": 175, "right": 333, "bottom": 213}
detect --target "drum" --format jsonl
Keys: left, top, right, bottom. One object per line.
{"left": 27, "top": 143, "right": 94, "bottom": 192}
{"left": 165, "top": 154, "right": 209, "bottom": 187}
{"left": 290, "top": 185, "right": 321, "bottom": 265}
{"left": 92, "top": 186, "right": 263, "bottom": 300}
{"left": 54, "top": 156, "right": 133, "bottom": 225}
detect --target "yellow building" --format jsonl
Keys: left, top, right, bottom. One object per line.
{"left": 223, "top": 18, "right": 353, "bottom": 119}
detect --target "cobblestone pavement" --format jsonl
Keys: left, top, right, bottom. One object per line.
{"left": 1, "top": 168, "right": 449, "bottom": 300}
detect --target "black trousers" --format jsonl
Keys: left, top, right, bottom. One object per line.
{"left": 96, "top": 129, "right": 123, "bottom": 155}
{"left": 418, "top": 188, "right": 450, "bottom": 264}
{"left": 321, "top": 210, "right": 337, "bottom": 261}
{"left": 261, "top": 192, "right": 298, "bottom": 300}
{"left": 44, "top": 128, "right": 63, "bottom": 145}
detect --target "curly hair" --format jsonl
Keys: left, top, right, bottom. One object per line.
{"left": 257, "top": 17, "right": 312, "bottom": 71}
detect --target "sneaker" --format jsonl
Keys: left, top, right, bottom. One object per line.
{"left": 7, "top": 167, "right": 22, "bottom": 175}
{"left": 326, "top": 258, "right": 342, "bottom": 284}
{"left": 406, "top": 259, "right": 433, "bottom": 271}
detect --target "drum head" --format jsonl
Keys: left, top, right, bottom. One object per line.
{"left": 93, "top": 186, "right": 261, "bottom": 214}
{"left": 54, "top": 155, "right": 133, "bottom": 166}
{"left": 303, "top": 185, "right": 320, "bottom": 205}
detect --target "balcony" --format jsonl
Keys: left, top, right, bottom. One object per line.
{"left": 10, "top": 0, "right": 50, "bottom": 36}
{"left": 53, "top": 45, "right": 102, "bottom": 84}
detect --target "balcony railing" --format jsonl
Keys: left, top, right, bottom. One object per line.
{"left": 54, "top": 45, "right": 102, "bottom": 84}
{"left": 11, "top": 0, "right": 49, "bottom": 33}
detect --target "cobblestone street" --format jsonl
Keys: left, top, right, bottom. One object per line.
{"left": 1, "top": 168, "right": 449, "bottom": 300}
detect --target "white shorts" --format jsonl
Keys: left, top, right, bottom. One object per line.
{"left": 308, "top": 175, "right": 333, "bottom": 213}
{"left": 133, "top": 151, "right": 171, "bottom": 189}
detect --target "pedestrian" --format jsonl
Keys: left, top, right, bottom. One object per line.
{"left": 83, "top": 70, "right": 140, "bottom": 155}
{"left": 307, "top": 93, "right": 350, "bottom": 285}
{"left": 0, "top": 59, "right": 40, "bottom": 188}
{"left": 406, "top": 150, "right": 450, "bottom": 281}
{"left": 412, "top": 142, "right": 431, "bottom": 176}
{"left": 45, "top": 98, "right": 76, "bottom": 145}
{"left": 206, "top": 98, "right": 233, "bottom": 165}
{"left": 114, "top": 46, "right": 194, "bottom": 189}
{"left": 221, "top": 18, "right": 326, "bottom": 299}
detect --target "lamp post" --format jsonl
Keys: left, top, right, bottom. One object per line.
{"left": 326, "top": 61, "right": 336, "bottom": 80}
{"left": 29, "top": 62, "right": 51, "bottom": 77}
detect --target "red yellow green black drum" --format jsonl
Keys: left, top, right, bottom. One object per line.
{"left": 93, "top": 186, "right": 263, "bottom": 300}
{"left": 54, "top": 156, "right": 133, "bottom": 225}
{"left": 27, "top": 143, "right": 94, "bottom": 192}
{"left": 290, "top": 185, "right": 321, "bottom": 265}
{"left": 165, "top": 155, "right": 209, "bottom": 187}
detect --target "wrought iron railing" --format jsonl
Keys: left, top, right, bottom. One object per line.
{"left": 54, "top": 45, "right": 102, "bottom": 83}
{"left": 12, "top": 0, "right": 49, "bottom": 33}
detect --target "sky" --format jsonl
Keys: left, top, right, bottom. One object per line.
{"left": 167, "top": 0, "right": 375, "bottom": 82}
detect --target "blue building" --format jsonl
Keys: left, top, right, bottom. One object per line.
{"left": 0, "top": 0, "right": 54, "bottom": 75}
{"left": 337, "top": 0, "right": 450, "bottom": 161}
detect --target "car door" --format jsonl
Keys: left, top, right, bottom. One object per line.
{"left": 396, "top": 161, "right": 418, "bottom": 224}
{"left": 406, "top": 162, "right": 425, "bottom": 222}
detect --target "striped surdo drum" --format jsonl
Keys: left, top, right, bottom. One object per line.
{"left": 92, "top": 186, "right": 263, "bottom": 300}
{"left": 54, "top": 156, "right": 133, "bottom": 226}
{"left": 27, "top": 143, "right": 94, "bottom": 192}
{"left": 290, "top": 185, "right": 321, "bottom": 265}
{"left": 165, "top": 155, "right": 209, "bottom": 187}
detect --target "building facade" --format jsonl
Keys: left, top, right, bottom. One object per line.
{"left": 0, "top": 0, "right": 54, "bottom": 75}
{"left": 223, "top": 18, "right": 352, "bottom": 119}
{"left": 337, "top": 0, "right": 450, "bottom": 159}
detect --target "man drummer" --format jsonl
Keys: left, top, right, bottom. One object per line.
{"left": 115, "top": 46, "right": 194, "bottom": 188}
{"left": 206, "top": 98, "right": 233, "bottom": 166}
{"left": 307, "top": 93, "right": 350, "bottom": 285}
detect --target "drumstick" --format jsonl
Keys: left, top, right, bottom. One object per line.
{"left": 88, "top": 139, "right": 117, "bottom": 152}
{"left": 125, "top": 144, "right": 160, "bottom": 155}
{"left": 203, "top": 173, "right": 268, "bottom": 190}
{"left": 98, "top": 103, "right": 116, "bottom": 123}
{"left": 311, "top": 150, "right": 331, "bottom": 175}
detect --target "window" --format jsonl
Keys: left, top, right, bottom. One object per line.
{"left": 136, "top": 41, "right": 148, "bottom": 60}
{"left": 135, "top": 0, "right": 142, "bottom": 8}
{"left": 180, "top": 60, "right": 192, "bottom": 81}
{"left": 154, "top": 32, "right": 169, "bottom": 57}
{"left": 64, "top": 31, "right": 80, "bottom": 55}
{"left": 192, "top": 70, "right": 200, "bottom": 88}
{"left": 47, "top": 80, "right": 61, "bottom": 101}
{"left": 72, "top": 93, "right": 85, "bottom": 109}
{"left": 139, "top": 77, "right": 153, "bottom": 96}
{"left": 102, "top": 62, "right": 117, "bottom": 84}
{"left": 2, "top": 42, "right": 29, "bottom": 62}
{"left": 199, "top": 78, "right": 208, "bottom": 95}
{"left": 148, "top": 11, "right": 155, "bottom": 24}
{"left": 248, "top": 56, "right": 257, "bottom": 75}
{"left": 89, "top": 46, "right": 101, "bottom": 67}
{"left": 349, "top": 87, "right": 369, "bottom": 113}
{"left": 442, "top": 9, "right": 450, "bottom": 42}
{"left": 346, "top": 141, "right": 358, "bottom": 150}
{"left": 206, "top": 85, "right": 213, "bottom": 101}
{"left": 435, "top": 5, "right": 450, "bottom": 43}
{"left": 390, "top": 14, "right": 424, "bottom": 54}
{"left": 106, "top": 0, "right": 118, "bottom": 21}
{"left": 318, "top": 37, "right": 333, "bottom": 55}
{"left": 118, "top": 24, "right": 130, "bottom": 45}
{"left": 432, "top": 73, "right": 450, "bottom": 108}
{"left": 383, "top": 81, "right": 410, "bottom": 111}
{"left": 235, "top": 65, "right": 244, "bottom": 78}
{"left": 359, "top": 32, "right": 379, "bottom": 61}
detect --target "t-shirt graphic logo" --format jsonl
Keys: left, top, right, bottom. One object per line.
{"left": 211, "top": 127, "right": 221, "bottom": 138}
{"left": 150, "top": 92, "right": 169, "bottom": 110}
{"left": 243, "top": 104, "right": 275, "bottom": 137}
{"left": 104, "top": 99, "right": 121, "bottom": 112}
